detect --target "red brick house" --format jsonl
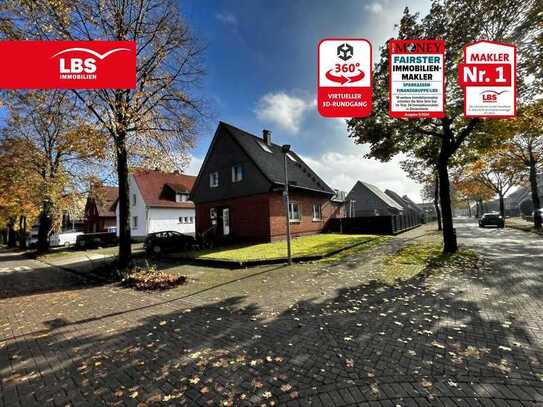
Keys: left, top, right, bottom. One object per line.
{"left": 84, "top": 186, "right": 118, "bottom": 232}
{"left": 191, "top": 122, "right": 341, "bottom": 242}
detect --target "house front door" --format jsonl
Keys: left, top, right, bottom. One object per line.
{"left": 222, "top": 208, "right": 230, "bottom": 236}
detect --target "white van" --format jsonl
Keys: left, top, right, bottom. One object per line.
{"left": 49, "top": 231, "right": 84, "bottom": 247}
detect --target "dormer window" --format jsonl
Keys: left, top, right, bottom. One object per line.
{"left": 176, "top": 193, "right": 189, "bottom": 202}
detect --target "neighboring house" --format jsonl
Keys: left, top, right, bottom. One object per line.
{"left": 416, "top": 202, "right": 438, "bottom": 221}
{"left": 346, "top": 181, "right": 404, "bottom": 217}
{"left": 115, "top": 169, "right": 197, "bottom": 240}
{"left": 84, "top": 186, "right": 118, "bottom": 232}
{"left": 191, "top": 122, "right": 337, "bottom": 242}
{"left": 384, "top": 189, "right": 410, "bottom": 211}
{"left": 402, "top": 195, "right": 426, "bottom": 217}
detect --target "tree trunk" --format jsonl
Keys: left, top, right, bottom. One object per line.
{"left": 498, "top": 193, "right": 505, "bottom": 218}
{"left": 529, "top": 157, "right": 542, "bottom": 229}
{"left": 434, "top": 171, "right": 442, "bottom": 231}
{"left": 18, "top": 215, "right": 27, "bottom": 249}
{"left": 467, "top": 200, "right": 472, "bottom": 217}
{"left": 437, "top": 153, "right": 457, "bottom": 254}
{"left": 37, "top": 200, "right": 53, "bottom": 253}
{"left": 7, "top": 218, "right": 17, "bottom": 248}
{"left": 116, "top": 135, "right": 132, "bottom": 273}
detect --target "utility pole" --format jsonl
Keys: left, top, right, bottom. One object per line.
{"left": 282, "top": 144, "right": 292, "bottom": 265}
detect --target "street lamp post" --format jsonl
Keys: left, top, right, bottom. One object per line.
{"left": 282, "top": 144, "right": 292, "bottom": 265}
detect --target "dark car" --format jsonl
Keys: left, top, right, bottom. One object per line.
{"left": 144, "top": 231, "right": 195, "bottom": 255}
{"left": 479, "top": 212, "right": 504, "bottom": 228}
{"left": 75, "top": 232, "right": 118, "bottom": 249}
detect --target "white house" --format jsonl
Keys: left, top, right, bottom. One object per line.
{"left": 115, "top": 169, "right": 197, "bottom": 240}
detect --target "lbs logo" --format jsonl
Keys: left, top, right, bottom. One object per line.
{"left": 53, "top": 47, "right": 131, "bottom": 80}
{"left": 0, "top": 40, "right": 136, "bottom": 89}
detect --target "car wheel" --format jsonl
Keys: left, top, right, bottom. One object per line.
{"left": 152, "top": 245, "right": 161, "bottom": 255}
{"left": 64, "top": 241, "right": 71, "bottom": 248}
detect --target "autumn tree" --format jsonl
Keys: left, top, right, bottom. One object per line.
{"left": 0, "top": 0, "right": 205, "bottom": 271}
{"left": 347, "top": 0, "right": 539, "bottom": 253}
{"left": 0, "top": 138, "right": 41, "bottom": 247}
{"left": 491, "top": 101, "right": 543, "bottom": 228}
{"left": 463, "top": 153, "right": 526, "bottom": 218}
{"left": 1, "top": 91, "right": 104, "bottom": 252}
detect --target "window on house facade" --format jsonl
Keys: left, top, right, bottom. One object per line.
{"left": 189, "top": 216, "right": 194, "bottom": 223}
{"left": 179, "top": 217, "right": 184, "bottom": 223}
{"left": 210, "top": 208, "right": 217, "bottom": 219}
{"left": 132, "top": 216, "right": 138, "bottom": 228}
{"left": 231, "top": 164, "right": 243, "bottom": 183}
{"left": 209, "top": 172, "right": 219, "bottom": 188}
{"left": 176, "top": 193, "right": 188, "bottom": 202}
{"left": 312, "top": 203, "right": 322, "bottom": 221}
{"left": 132, "top": 194, "right": 136, "bottom": 206}
{"left": 288, "top": 202, "right": 301, "bottom": 222}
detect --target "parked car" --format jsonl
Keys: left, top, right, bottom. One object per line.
{"left": 75, "top": 232, "right": 118, "bottom": 249}
{"left": 479, "top": 212, "right": 504, "bottom": 228}
{"left": 50, "top": 231, "right": 84, "bottom": 247}
{"left": 144, "top": 231, "right": 195, "bottom": 255}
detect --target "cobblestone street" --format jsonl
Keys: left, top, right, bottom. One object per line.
{"left": 1, "top": 219, "right": 543, "bottom": 406}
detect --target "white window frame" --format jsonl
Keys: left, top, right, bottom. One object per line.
{"left": 178, "top": 216, "right": 184, "bottom": 224}
{"left": 176, "top": 193, "right": 189, "bottom": 203}
{"left": 312, "top": 203, "right": 322, "bottom": 221}
{"left": 231, "top": 164, "right": 243, "bottom": 183}
{"left": 288, "top": 202, "right": 301, "bottom": 222}
{"left": 209, "top": 172, "right": 219, "bottom": 188}
{"left": 210, "top": 208, "right": 217, "bottom": 219}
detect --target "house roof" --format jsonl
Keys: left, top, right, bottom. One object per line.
{"left": 353, "top": 181, "right": 404, "bottom": 211}
{"left": 401, "top": 195, "right": 425, "bottom": 213}
{"left": 133, "top": 169, "right": 196, "bottom": 208}
{"left": 92, "top": 186, "right": 118, "bottom": 217}
{"left": 507, "top": 186, "right": 530, "bottom": 203}
{"left": 384, "top": 189, "right": 410, "bottom": 210}
{"left": 220, "top": 122, "right": 334, "bottom": 195}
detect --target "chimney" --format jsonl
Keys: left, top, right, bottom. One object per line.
{"left": 262, "top": 129, "right": 272, "bottom": 146}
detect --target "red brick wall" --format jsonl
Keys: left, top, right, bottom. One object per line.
{"left": 196, "top": 194, "right": 271, "bottom": 241}
{"left": 268, "top": 191, "right": 334, "bottom": 241}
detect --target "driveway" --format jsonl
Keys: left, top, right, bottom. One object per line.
{"left": 1, "top": 222, "right": 543, "bottom": 406}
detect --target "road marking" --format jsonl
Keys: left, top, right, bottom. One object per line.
{"left": 0, "top": 266, "right": 31, "bottom": 273}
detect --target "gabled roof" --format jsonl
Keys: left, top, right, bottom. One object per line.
{"left": 91, "top": 186, "right": 118, "bottom": 217}
{"left": 220, "top": 122, "right": 334, "bottom": 195}
{"left": 132, "top": 169, "right": 196, "bottom": 208}
{"left": 351, "top": 181, "right": 404, "bottom": 211}
{"left": 385, "top": 189, "right": 410, "bottom": 209}
{"left": 507, "top": 186, "right": 530, "bottom": 203}
{"left": 401, "top": 195, "right": 425, "bottom": 213}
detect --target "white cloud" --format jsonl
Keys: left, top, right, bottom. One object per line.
{"left": 301, "top": 152, "right": 424, "bottom": 202}
{"left": 215, "top": 11, "right": 238, "bottom": 26}
{"left": 365, "top": 2, "right": 384, "bottom": 14}
{"left": 255, "top": 92, "right": 313, "bottom": 134}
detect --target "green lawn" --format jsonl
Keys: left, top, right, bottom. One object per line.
{"left": 183, "top": 234, "right": 380, "bottom": 263}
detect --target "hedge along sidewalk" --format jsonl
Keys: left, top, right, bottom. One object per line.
{"left": 169, "top": 234, "right": 384, "bottom": 268}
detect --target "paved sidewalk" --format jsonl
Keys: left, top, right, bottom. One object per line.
{"left": 1, "top": 221, "right": 543, "bottom": 406}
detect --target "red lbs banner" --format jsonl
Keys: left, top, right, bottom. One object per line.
{"left": 389, "top": 39, "right": 445, "bottom": 118}
{"left": 317, "top": 38, "right": 372, "bottom": 118}
{"left": 0, "top": 41, "right": 136, "bottom": 89}
{"left": 458, "top": 40, "right": 516, "bottom": 118}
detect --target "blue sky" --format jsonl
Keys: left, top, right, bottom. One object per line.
{"left": 182, "top": 0, "right": 432, "bottom": 201}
